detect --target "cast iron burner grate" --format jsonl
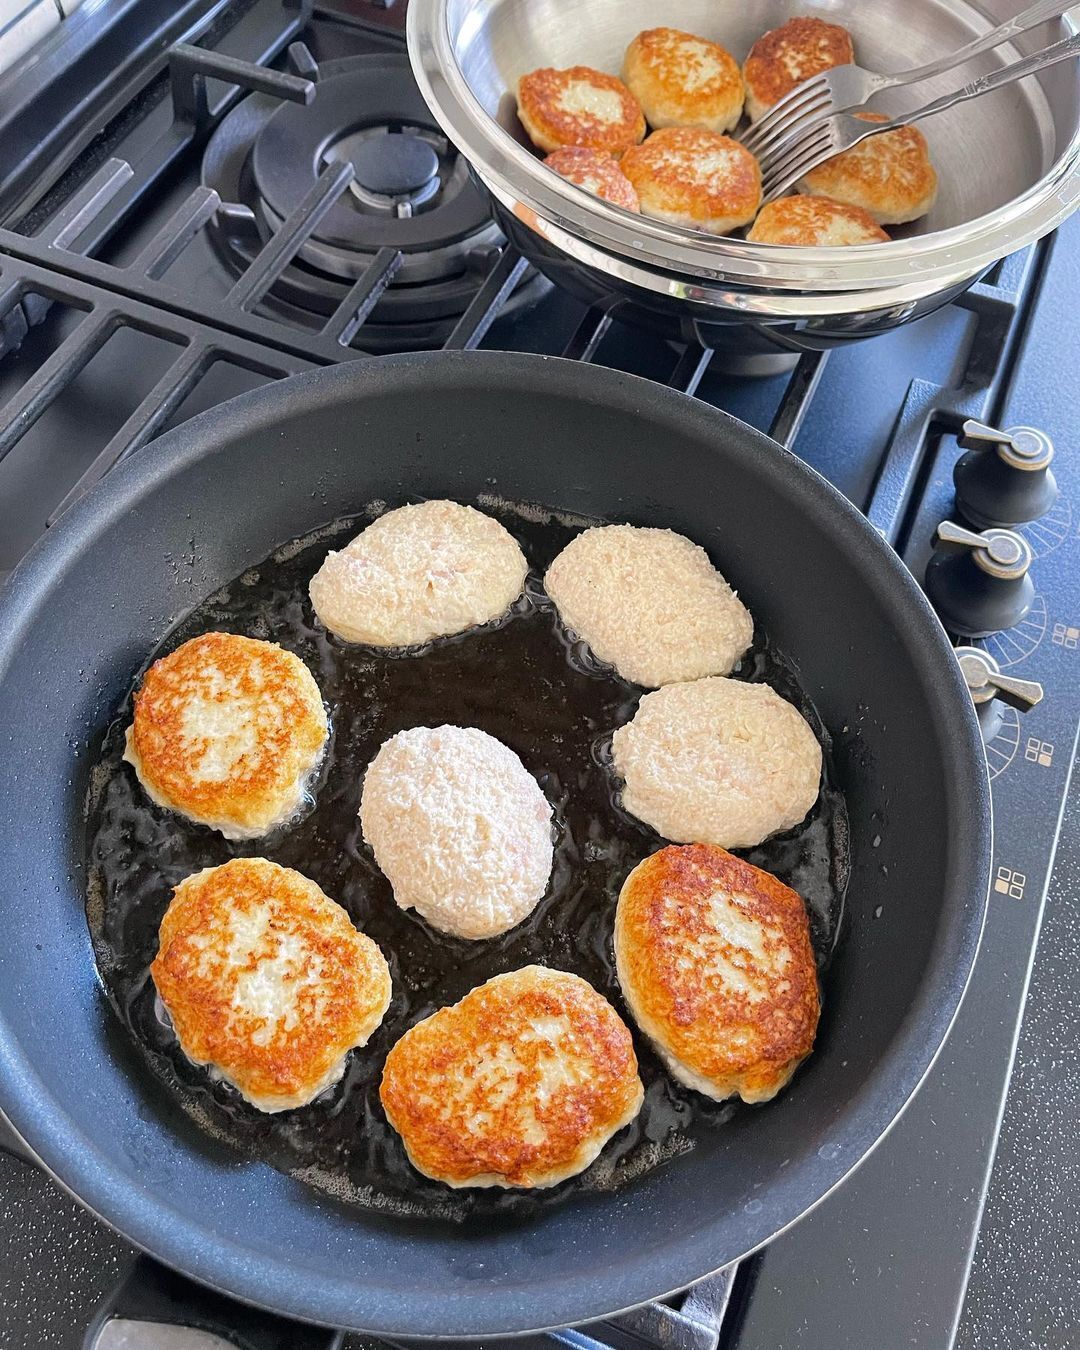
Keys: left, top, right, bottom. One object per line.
{"left": 202, "top": 51, "right": 547, "bottom": 348}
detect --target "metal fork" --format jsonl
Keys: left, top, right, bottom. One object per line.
{"left": 760, "top": 28, "right": 1080, "bottom": 203}
{"left": 742, "top": 0, "right": 1075, "bottom": 163}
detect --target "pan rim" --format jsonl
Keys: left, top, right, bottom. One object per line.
{"left": 0, "top": 350, "right": 990, "bottom": 1337}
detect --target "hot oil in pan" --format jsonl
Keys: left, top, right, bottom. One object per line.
{"left": 85, "top": 501, "right": 849, "bottom": 1224}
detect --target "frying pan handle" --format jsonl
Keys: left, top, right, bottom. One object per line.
{"left": 84, "top": 1256, "right": 345, "bottom": 1350}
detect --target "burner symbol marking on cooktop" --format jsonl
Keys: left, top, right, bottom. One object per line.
{"left": 1018, "top": 495, "right": 1072, "bottom": 559}
{"left": 985, "top": 705, "right": 1021, "bottom": 781}
{"left": 1023, "top": 736, "right": 1055, "bottom": 768}
{"left": 974, "top": 593, "right": 1048, "bottom": 669}
{"left": 1051, "top": 621, "right": 1079, "bottom": 649}
{"left": 993, "top": 864, "right": 1026, "bottom": 898}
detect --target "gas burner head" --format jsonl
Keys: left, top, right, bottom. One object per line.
{"left": 249, "top": 62, "right": 500, "bottom": 282}
{"left": 335, "top": 128, "right": 442, "bottom": 216}
{"left": 202, "top": 53, "right": 545, "bottom": 349}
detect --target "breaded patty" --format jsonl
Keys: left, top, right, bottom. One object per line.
{"left": 152, "top": 859, "right": 391, "bottom": 1113}
{"left": 611, "top": 677, "right": 822, "bottom": 848}
{"left": 544, "top": 148, "right": 640, "bottom": 211}
{"left": 380, "top": 966, "right": 643, "bottom": 1188}
{"left": 309, "top": 500, "right": 527, "bottom": 648}
{"left": 743, "top": 17, "right": 855, "bottom": 122}
{"left": 517, "top": 66, "right": 645, "bottom": 156}
{"left": 622, "top": 27, "right": 744, "bottom": 134}
{"left": 615, "top": 845, "right": 819, "bottom": 1103}
{"left": 360, "top": 725, "right": 553, "bottom": 940}
{"left": 124, "top": 632, "right": 327, "bottom": 840}
{"left": 621, "top": 128, "right": 761, "bottom": 235}
{"left": 544, "top": 524, "right": 753, "bottom": 687}
{"left": 801, "top": 112, "right": 938, "bottom": 225}
{"left": 747, "top": 194, "right": 889, "bottom": 245}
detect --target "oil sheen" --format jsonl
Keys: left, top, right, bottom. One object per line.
{"left": 85, "top": 501, "right": 849, "bottom": 1224}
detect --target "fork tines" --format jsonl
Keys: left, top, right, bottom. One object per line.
{"left": 760, "top": 123, "right": 840, "bottom": 202}
{"left": 740, "top": 74, "right": 834, "bottom": 157}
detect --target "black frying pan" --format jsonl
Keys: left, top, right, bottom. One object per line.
{"left": 0, "top": 351, "right": 989, "bottom": 1337}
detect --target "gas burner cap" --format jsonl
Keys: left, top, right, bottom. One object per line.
{"left": 348, "top": 132, "right": 439, "bottom": 199}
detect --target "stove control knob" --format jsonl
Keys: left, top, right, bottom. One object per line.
{"left": 954, "top": 419, "right": 1058, "bottom": 529}
{"left": 956, "top": 646, "right": 1043, "bottom": 743}
{"left": 925, "top": 521, "right": 1035, "bottom": 638}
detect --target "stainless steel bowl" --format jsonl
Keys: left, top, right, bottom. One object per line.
{"left": 408, "top": 0, "right": 1080, "bottom": 352}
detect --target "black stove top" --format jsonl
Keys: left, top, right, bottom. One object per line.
{"left": 0, "top": 2, "right": 1077, "bottom": 1347}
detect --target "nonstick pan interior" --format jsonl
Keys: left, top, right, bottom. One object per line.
{"left": 0, "top": 352, "right": 989, "bottom": 1336}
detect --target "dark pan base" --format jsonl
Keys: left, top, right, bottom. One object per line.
{"left": 0, "top": 352, "right": 989, "bottom": 1336}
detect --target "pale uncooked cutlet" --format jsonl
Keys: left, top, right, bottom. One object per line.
{"left": 544, "top": 524, "right": 753, "bottom": 687}
{"left": 308, "top": 500, "right": 527, "bottom": 648}
{"left": 611, "top": 676, "right": 821, "bottom": 848}
{"left": 360, "top": 725, "right": 553, "bottom": 940}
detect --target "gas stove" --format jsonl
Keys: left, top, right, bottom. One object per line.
{"left": 0, "top": 3, "right": 1077, "bottom": 1348}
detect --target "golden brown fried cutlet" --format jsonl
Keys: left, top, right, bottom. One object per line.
{"left": 380, "top": 966, "right": 643, "bottom": 1188}
{"left": 622, "top": 27, "right": 744, "bottom": 134}
{"left": 620, "top": 127, "right": 761, "bottom": 235}
{"left": 517, "top": 66, "right": 645, "bottom": 156}
{"left": 801, "top": 112, "right": 938, "bottom": 225}
{"left": 743, "top": 17, "right": 855, "bottom": 122}
{"left": 544, "top": 147, "right": 640, "bottom": 211}
{"left": 615, "top": 845, "right": 820, "bottom": 1104}
{"left": 124, "top": 632, "right": 326, "bottom": 840}
{"left": 748, "top": 194, "right": 890, "bottom": 245}
{"left": 152, "top": 858, "right": 391, "bottom": 1113}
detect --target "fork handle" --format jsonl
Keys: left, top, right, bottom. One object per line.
{"left": 872, "top": 30, "right": 1080, "bottom": 135}
{"left": 880, "top": 0, "right": 1078, "bottom": 89}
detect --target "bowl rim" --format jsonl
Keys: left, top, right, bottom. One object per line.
{"left": 407, "top": 0, "right": 1080, "bottom": 305}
